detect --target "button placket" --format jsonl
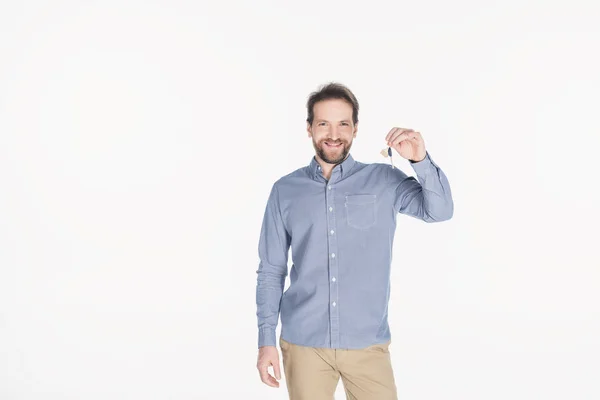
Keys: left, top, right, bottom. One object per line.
{"left": 326, "top": 179, "right": 340, "bottom": 348}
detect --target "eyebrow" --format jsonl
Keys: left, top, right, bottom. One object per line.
{"left": 316, "top": 119, "right": 351, "bottom": 123}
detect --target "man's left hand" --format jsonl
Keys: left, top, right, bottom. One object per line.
{"left": 385, "top": 127, "right": 426, "bottom": 162}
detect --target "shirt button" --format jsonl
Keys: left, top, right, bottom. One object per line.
{"left": 328, "top": 185, "right": 332, "bottom": 190}
{"left": 331, "top": 253, "right": 335, "bottom": 258}
{"left": 332, "top": 302, "right": 336, "bottom": 307}
{"left": 332, "top": 277, "right": 336, "bottom": 282}
{"left": 329, "top": 207, "right": 333, "bottom": 212}
{"left": 330, "top": 230, "right": 334, "bottom": 235}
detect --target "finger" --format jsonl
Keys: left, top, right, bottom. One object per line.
{"left": 384, "top": 127, "right": 398, "bottom": 142}
{"left": 258, "top": 365, "right": 270, "bottom": 384}
{"left": 259, "top": 371, "right": 277, "bottom": 387}
{"left": 400, "top": 129, "right": 418, "bottom": 142}
{"left": 388, "top": 128, "right": 413, "bottom": 144}
{"left": 267, "top": 372, "right": 280, "bottom": 387}
{"left": 388, "top": 129, "right": 413, "bottom": 146}
{"left": 385, "top": 127, "right": 411, "bottom": 143}
{"left": 410, "top": 131, "right": 422, "bottom": 140}
{"left": 410, "top": 131, "right": 424, "bottom": 145}
{"left": 259, "top": 364, "right": 279, "bottom": 388}
{"left": 267, "top": 365, "right": 280, "bottom": 387}
{"left": 273, "top": 359, "right": 281, "bottom": 380}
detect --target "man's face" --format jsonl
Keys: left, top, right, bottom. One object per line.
{"left": 307, "top": 99, "right": 358, "bottom": 165}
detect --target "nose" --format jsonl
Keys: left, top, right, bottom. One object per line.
{"left": 328, "top": 126, "right": 341, "bottom": 140}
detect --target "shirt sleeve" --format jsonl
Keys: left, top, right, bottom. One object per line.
{"left": 255, "top": 182, "right": 291, "bottom": 348}
{"left": 389, "top": 151, "right": 454, "bottom": 222}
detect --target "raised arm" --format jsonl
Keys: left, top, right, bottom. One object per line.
{"left": 390, "top": 151, "right": 454, "bottom": 222}
{"left": 385, "top": 127, "right": 453, "bottom": 222}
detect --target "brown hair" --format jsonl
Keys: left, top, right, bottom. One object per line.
{"left": 306, "top": 82, "right": 359, "bottom": 126}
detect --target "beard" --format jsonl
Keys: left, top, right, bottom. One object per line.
{"left": 313, "top": 138, "right": 352, "bottom": 165}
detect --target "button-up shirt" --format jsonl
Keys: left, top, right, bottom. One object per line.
{"left": 255, "top": 151, "right": 453, "bottom": 349}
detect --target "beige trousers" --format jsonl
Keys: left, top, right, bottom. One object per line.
{"left": 279, "top": 337, "right": 398, "bottom": 400}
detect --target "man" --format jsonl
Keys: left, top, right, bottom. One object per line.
{"left": 255, "top": 82, "right": 453, "bottom": 399}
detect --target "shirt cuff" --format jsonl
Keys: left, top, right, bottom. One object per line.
{"left": 258, "top": 327, "right": 277, "bottom": 348}
{"left": 409, "top": 151, "right": 435, "bottom": 174}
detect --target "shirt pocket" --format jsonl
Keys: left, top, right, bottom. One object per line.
{"left": 345, "top": 194, "right": 377, "bottom": 229}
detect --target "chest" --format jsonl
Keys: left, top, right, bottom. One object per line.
{"left": 281, "top": 181, "right": 390, "bottom": 236}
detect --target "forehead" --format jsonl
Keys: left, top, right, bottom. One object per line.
{"left": 313, "top": 99, "right": 353, "bottom": 120}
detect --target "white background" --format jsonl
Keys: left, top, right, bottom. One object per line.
{"left": 1, "top": 1, "right": 599, "bottom": 399}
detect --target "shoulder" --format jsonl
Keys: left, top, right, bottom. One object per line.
{"left": 275, "top": 166, "right": 308, "bottom": 186}
{"left": 359, "top": 161, "right": 411, "bottom": 185}
{"left": 353, "top": 161, "right": 408, "bottom": 183}
{"left": 268, "top": 165, "right": 313, "bottom": 199}
{"left": 349, "top": 160, "right": 387, "bottom": 174}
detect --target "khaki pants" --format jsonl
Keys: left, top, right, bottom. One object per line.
{"left": 279, "top": 337, "right": 398, "bottom": 400}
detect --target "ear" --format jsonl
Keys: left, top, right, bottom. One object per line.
{"left": 353, "top": 121, "right": 358, "bottom": 138}
{"left": 307, "top": 122, "right": 312, "bottom": 138}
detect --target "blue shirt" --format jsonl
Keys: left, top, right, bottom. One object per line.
{"left": 255, "top": 151, "right": 453, "bottom": 349}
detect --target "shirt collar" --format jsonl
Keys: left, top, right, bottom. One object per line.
{"left": 309, "top": 153, "right": 356, "bottom": 181}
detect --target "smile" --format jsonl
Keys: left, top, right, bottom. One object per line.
{"left": 324, "top": 142, "right": 342, "bottom": 148}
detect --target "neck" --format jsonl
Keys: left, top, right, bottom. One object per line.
{"left": 316, "top": 154, "right": 347, "bottom": 181}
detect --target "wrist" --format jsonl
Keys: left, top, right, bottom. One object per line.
{"left": 410, "top": 153, "right": 427, "bottom": 163}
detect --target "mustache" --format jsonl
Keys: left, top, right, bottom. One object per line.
{"left": 320, "top": 139, "right": 346, "bottom": 144}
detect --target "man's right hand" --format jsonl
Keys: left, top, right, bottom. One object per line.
{"left": 256, "top": 345, "right": 281, "bottom": 388}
